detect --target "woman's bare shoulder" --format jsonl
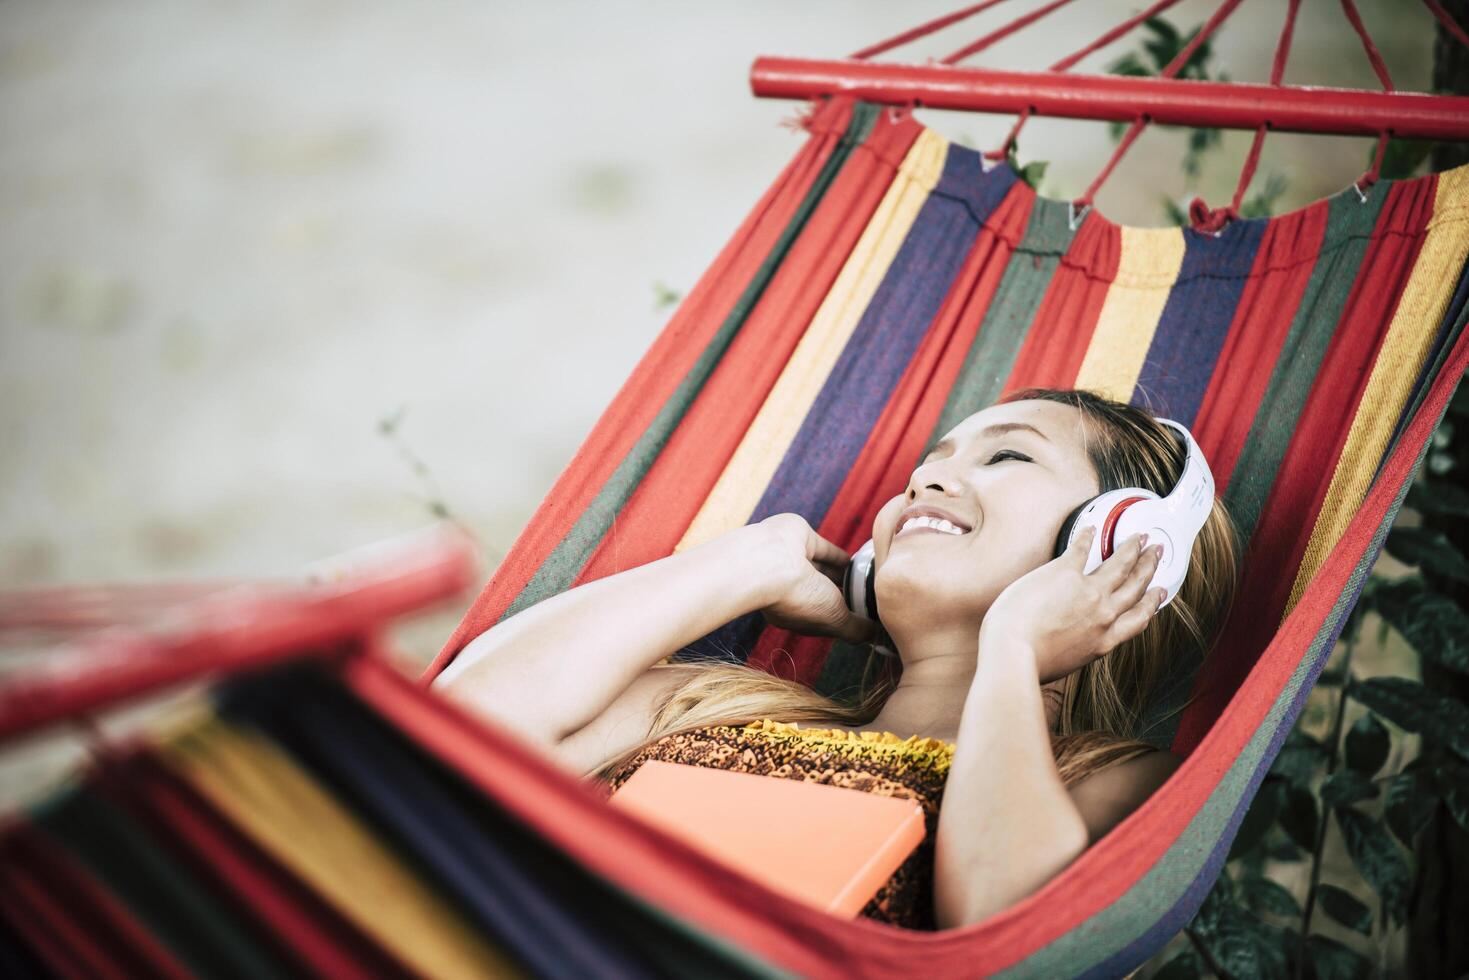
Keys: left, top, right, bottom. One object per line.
{"left": 1065, "top": 748, "right": 1182, "bottom": 845}
{"left": 554, "top": 665, "right": 688, "bottom": 776}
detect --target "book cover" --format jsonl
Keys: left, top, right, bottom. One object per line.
{"left": 608, "top": 760, "right": 926, "bottom": 917}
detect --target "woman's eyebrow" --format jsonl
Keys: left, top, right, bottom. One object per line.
{"left": 980, "top": 422, "right": 1050, "bottom": 442}
{"left": 922, "top": 423, "right": 1049, "bottom": 458}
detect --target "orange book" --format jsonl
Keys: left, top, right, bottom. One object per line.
{"left": 608, "top": 761, "right": 926, "bottom": 917}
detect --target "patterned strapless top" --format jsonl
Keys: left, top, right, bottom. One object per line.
{"left": 601, "top": 719, "right": 956, "bottom": 930}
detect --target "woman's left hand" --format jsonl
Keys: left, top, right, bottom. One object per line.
{"left": 980, "top": 527, "right": 1166, "bottom": 683}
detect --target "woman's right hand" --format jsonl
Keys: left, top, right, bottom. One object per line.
{"left": 742, "top": 513, "right": 877, "bottom": 645}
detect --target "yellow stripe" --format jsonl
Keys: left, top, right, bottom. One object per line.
{"left": 1285, "top": 166, "right": 1469, "bottom": 614}
{"left": 1072, "top": 226, "right": 1186, "bottom": 400}
{"left": 159, "top": 717, "right": 521, "bottom": 980}
{"left": 674, "top": 128, "right": 951, "bottom": 551}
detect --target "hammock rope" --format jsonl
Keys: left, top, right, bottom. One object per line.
{"left": 938, "top": 0, "right": 1085, "bottom": 65}
{"left": 1338, "top": 0, "right": 1397, "bottom": 192}
{"left": 1194, "top": 0, "right": 1302, "bottom": 234}
{"left": 988, "top": 0, "right": 1190, "bottom": 164}
{"left": 1076, "top": 0, "right": 1249, "bottom": 211}
{"left": 849, "top": 0, "right": 1013, "bottom": 61}
{"left": 1427, "top": 0, "right": 1469, "bottom": 49}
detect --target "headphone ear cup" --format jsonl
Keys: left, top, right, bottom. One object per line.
{"left": 843, "top": 539, "right": 880, "bottom": 623}
{"left": 1054, "top": 499, "right": 1093, "bottom": 559}
{"left": 863, "top": 555, "right": 879, "bottom": 623}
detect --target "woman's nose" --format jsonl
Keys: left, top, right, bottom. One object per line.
{"left": 907, "top": 464, "right": 965, "bottom": 500}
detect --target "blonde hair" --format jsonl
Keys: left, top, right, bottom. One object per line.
{"left": 594, "top": 389, "right": 1240, "bottom": 784}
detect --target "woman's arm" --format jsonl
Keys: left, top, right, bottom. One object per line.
{"left": 432, "top": 525, "right": 776, "bottom": 751}
{"left": 932, "top": 638, "right": 1089, "bottom": 930}
{"left": 431, "top": 514, "right": 871, "bottom": 756}
{"left": 933, "top": 638, "right": 1181, "bottom": 929}
{"left": 933, "top": 529, "right": 1172, "bottom": 929}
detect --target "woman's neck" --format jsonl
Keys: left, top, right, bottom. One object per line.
{"left": 863, "top": 647, "right": 1065, "bottom": 743}
{"left": 866, "top": 652, "right": 974, "bottom": 744}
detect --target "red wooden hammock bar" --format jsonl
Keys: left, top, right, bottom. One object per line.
{"left": 748, "top": 58, "right": 1469, "bottom": 142}
{"left": 752, "top": 0, "right": 1469, "bottom": 228}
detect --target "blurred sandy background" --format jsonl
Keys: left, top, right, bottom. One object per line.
{"left": 0, "top": 0, "right": 1438, "bottom": 671}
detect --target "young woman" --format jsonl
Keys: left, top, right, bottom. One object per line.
{"left": 434, "top": 388, "right": 1240, "bottom": 931}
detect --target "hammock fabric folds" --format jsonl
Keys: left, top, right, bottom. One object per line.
{"left": 411, "top": 95, "right": 1469, "bottom": 976}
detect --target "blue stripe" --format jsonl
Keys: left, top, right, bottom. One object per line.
{"left": 755, "top": 149, "right": 1016, "bottom": 524}
{"left": 679, "top": 147, "right": 1018, "bottom": 662}
{"left": 1130, "top": 217, "right": 1267, "bottom": 424}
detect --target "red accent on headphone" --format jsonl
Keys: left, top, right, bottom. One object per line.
{"left": 1099, "top": 496, "right": 1149, "bottom": 559}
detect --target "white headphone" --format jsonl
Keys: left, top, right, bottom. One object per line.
{"left": 842, "top": 418, "right": 1214, "bottom": 634}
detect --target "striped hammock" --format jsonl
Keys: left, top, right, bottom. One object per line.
{"left": 420, "top": 96, "right": 1469, "bottom": 975}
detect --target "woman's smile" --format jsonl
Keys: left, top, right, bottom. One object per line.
{"left": 894, "top": 519, "right": 972, "bottom": 540}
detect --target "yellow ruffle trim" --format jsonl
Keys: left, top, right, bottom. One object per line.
{"left": 741, "top": 718, "right": 956, "bottom": 757}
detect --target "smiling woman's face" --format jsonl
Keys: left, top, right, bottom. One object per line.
{"left": 870, "top": 399, "right": 1102, "bottom": 644}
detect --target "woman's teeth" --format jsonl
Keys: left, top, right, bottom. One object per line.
{"left": 898, "top": 516, "right": 966, "bottom": 536}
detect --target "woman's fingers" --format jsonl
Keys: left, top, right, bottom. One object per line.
{"left": 1060, "top": 524, "right": 1097, "bottom": 570}
{"left": 1100, "top": 586, "right": 1167, "bottom": 650}
{"left": 806, "top": 532, "right": 852, "bottom": 568}
{"left": 1109, "top": 542, "right": 1161, "bottom": 614}
{"left": 1093, "top": 531, "right": 1148, "bottom": 587}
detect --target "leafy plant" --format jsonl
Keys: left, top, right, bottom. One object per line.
{"left": 1121, "top": 15, "right": 1469, "bottom": 966}
{"left": 1145, "top": 386, "right": 1469, "bottom": 979}
{"left": 1004, "top": 142, "right": 1048, "bottom": 191}
{"left": 1106, "top": 18, "right": 1225, "bottom": 179}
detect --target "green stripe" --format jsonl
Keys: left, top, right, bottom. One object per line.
{"left": 1004, "top": 407, "right": 1434, "bottom": 977}
{"left": 35, "top": 786, "right": 287, "bottom": 980}
{"left": 927, "top": 196, "right": 1081, "bottom": 449}
{"left": 1225, "top": 181, "right": 1391, "bottom": 544}
{"left": 504, "top": 102, "right": 881, "bottom": 620}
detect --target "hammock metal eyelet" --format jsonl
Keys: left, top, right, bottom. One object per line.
{"left": 1068, "top": 201, "right": 1091, "bottom": 232}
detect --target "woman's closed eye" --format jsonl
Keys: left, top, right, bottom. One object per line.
{"left": 986, "top": 449, "right": 1033, "bottom": 464}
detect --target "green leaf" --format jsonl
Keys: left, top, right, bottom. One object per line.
{"left": 1280, "top": 783, "right": 1320, "bottom": 852}
{"left": 1450, "top": 383, "right": 1469, "bottom": 420}
{"left": 1150, "top": 949, "right": 1204, "bottom": 980}
{"left": 1369, "top": 579, "right": 1469, "bottom": 674}
{"left": 1018, "top": 160, "right": 1048, "bottom": 190}
{"left": 1317, "top": 883, "right": 1373, "bottom": 936}
{"left": 1230, "top": 777, "right": 1286, "bottom": 859}
{"left": 1305, "top": 934, "right": 1372, "bottom": 980}
{"left": 1406, "top": 480, "right": 1469, "bottom": 519}
{"left": 1349, "top": 676, "right": 1469, "bottom": 761}
{"left": 1376, "top": 137, "right": 1437, "bottom": 181}
{"left": 1384, "top": 768, "right": 1439, "bottom": 846}
{"left": 1343, "top": 713, "right": 1391, "bottom": 776}
{"left": 1160, "top": 195, "right": 1188, "bottom": 228}
{"left": 1334, "top": 806, "right": 1412, "bottom": 925}
{"left": 1272, "top": 730, "right": 1328, "bottom": 785}
{"left": 1321, "top": 769, "right": 1380, "bottom": 810}
{"left": 1440, "top": 762, "right": 1469, "bottom": 833}
{"left": 1265, "top": 829, "right": 1306, "bottom": 863}
{"left": 1240, "top": 173, "right": 1290, "bottom": 219}
{"left": 1240, "top": 875, "right": 1301, "bottom": 919}
{"left": 1105, "top": 52, "right": 1150, "bottom": 78}
{"left": 1385, "top": 526, "right": 1469, "bottom": 584}
{"left": 1192, "top": 889, "right": 1289, "bottom": 980}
